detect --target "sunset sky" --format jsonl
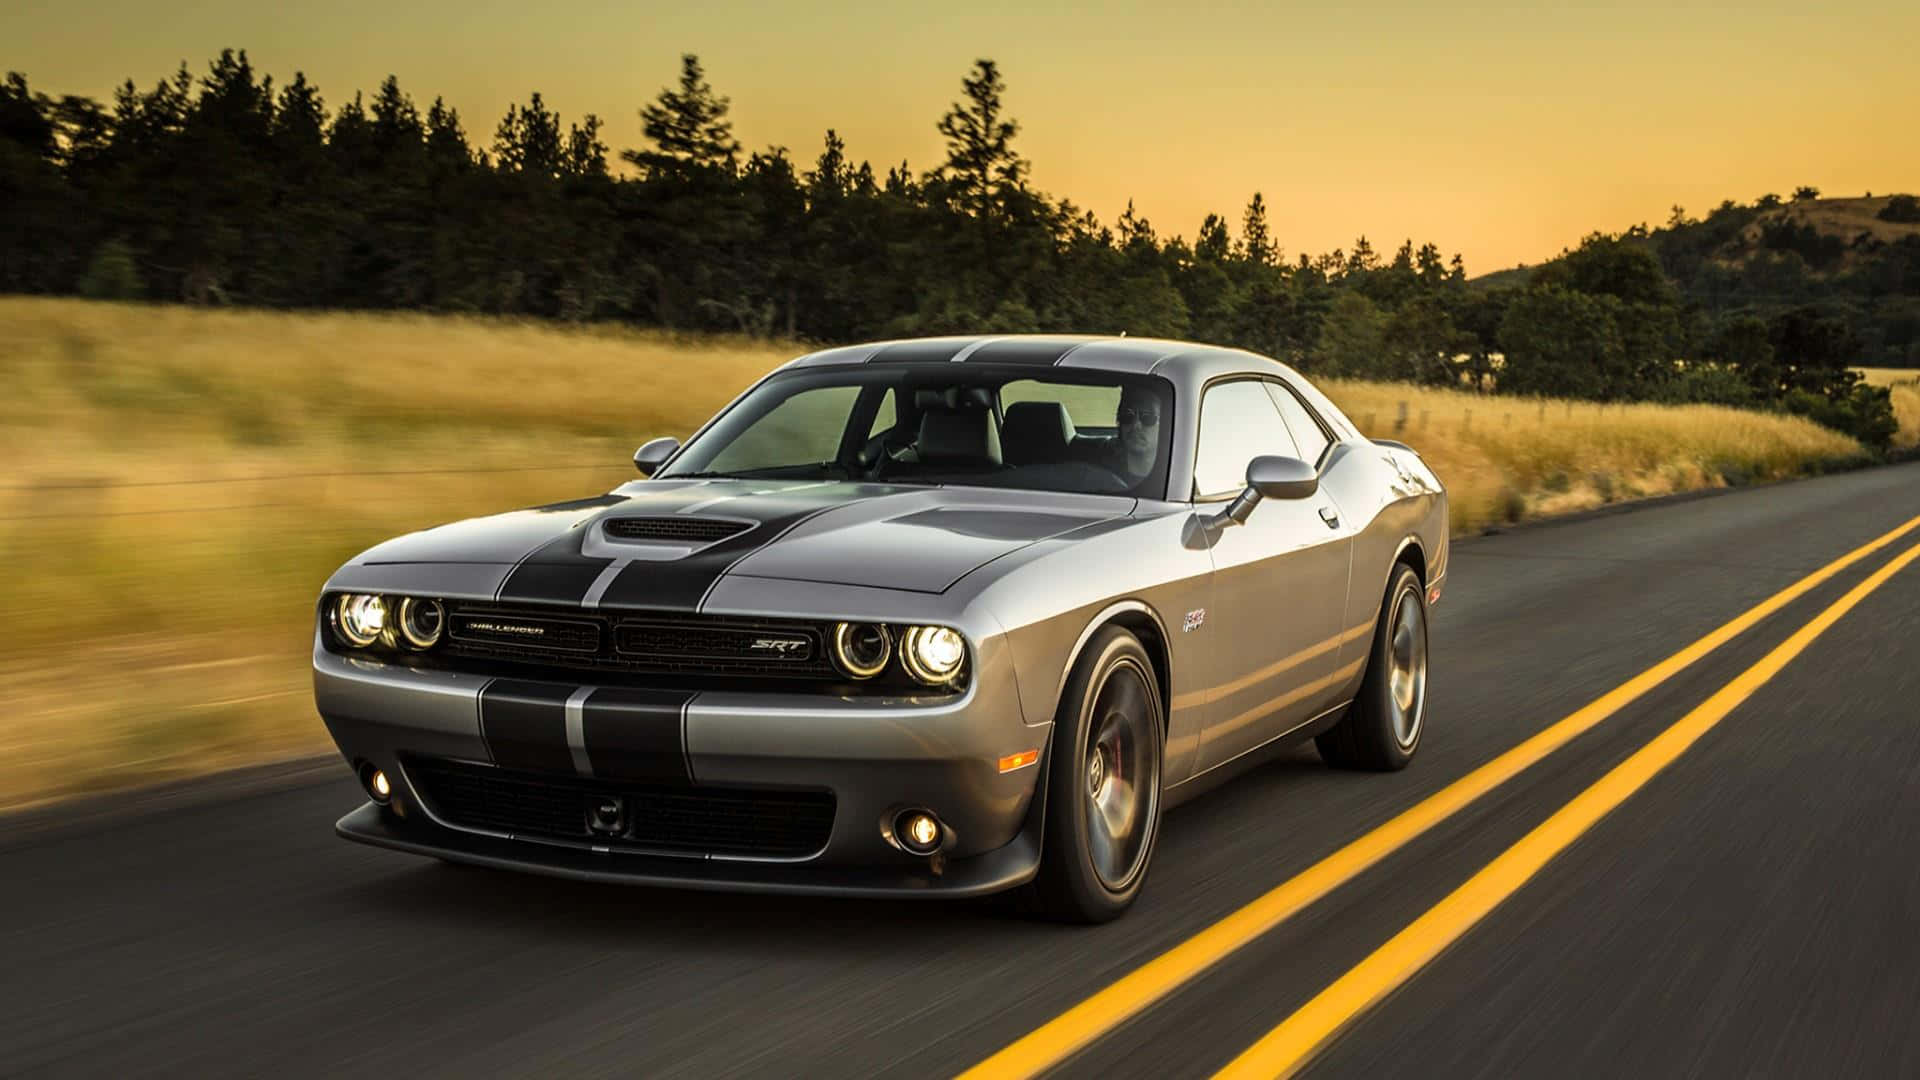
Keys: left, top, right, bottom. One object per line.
{"left": 9, "top": 0, "right": 1917, "bottom": 272}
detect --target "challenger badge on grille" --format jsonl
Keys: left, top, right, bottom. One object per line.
{"left": 449, "top": 613, "right": 602, "bottom": 653}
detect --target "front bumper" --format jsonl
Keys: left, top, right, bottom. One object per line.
{"left": 315, "top": 640, "right": 1051, "bottom": 897}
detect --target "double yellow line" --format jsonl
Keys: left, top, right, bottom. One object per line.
{"left": 964, "top": 512, "right": 1920, "bottom": 1080}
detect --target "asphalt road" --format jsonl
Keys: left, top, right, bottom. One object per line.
{"left": 6, "top": 463, "right": 1919, "bottom": 1078}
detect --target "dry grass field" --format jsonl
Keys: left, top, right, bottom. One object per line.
{"left": 0, "top": 298, "right": 1882, "bottom": 809}
{"left": 1856, "top": 367, "right": 1920, "bottom": 450}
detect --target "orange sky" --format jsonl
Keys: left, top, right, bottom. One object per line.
{"left": 8, "top": 0, "right": 1917, "bottom": 272}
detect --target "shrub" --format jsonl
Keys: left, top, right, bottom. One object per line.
{"left": 77, "top": 240, "right": 144, "bottom": 300}
{"left": 1782, "top": 384, "right": 1898, "bottom": 452}
{"left": 1878, "top": 194, "right": 1920, "bottom": 224}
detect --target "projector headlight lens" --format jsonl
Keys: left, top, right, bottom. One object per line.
{"left": 333, "top": 594, "right": 387, "bottom": 648}
{"left": 902, "top": 625, "right": 966, "bottom": 685}
{"left": 396, "top": 597, "right": 446, "bottom": 650}
{"left": 832, "top": 622, "right": 892, "bottom": 679}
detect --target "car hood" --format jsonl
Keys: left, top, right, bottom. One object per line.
{"left": 347, "top": 479, "right": 1133, "bottom": 607}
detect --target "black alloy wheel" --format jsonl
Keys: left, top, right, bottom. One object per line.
{"left": 1317, "top": 561, "right": 1429, "bottom": 771}
{"left": 1030, "top": 625, "right": 1165, "bottom": 923}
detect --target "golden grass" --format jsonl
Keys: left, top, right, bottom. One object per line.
{"left": 1327, "top": 380, "right": 1867, "bottom": 528}
{"left": 1855, "top": 366, "right": 1920, "bottom": 387}
{"left": 0, "top": 298, "right": 1875, "bottom": 809}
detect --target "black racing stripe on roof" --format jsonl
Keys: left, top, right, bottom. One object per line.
{"left": 582, "top": 687, "right": 694, "bottom": 785}
{"left": 478, "top": 680, "right": 576, "bottom": 775}
{"left": 868, "top": 340, "right": 972, "bottom": 364}
{"left": 964, "top": 340, "right": 1080, "bottom": 366}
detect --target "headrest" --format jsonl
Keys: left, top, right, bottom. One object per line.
{"left": 1002, "top": 401, "right": 1077, "bottom": 466}
{"left": 913, "top": 386, "right": 993, "bottom": 411}
{"left": 917, "top": 407, "right": 1002, "bottom": 466}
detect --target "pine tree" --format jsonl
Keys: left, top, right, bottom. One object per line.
{"left": 934, "top": 59, "right": 1027, "bottom": 218}
{"left": 625, "top": 54, "right": 740, "bottom": 177}
{"left": 1238, "top": 192, "right": 1277, "bottom": 266}
{"left": 1195, "top": 213, "right": 1231, "bottom": 263}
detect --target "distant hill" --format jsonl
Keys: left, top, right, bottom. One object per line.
{"left": 1473, "top": 194, "right": 1920, "bottom": 367}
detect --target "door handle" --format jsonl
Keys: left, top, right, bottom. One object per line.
{"left": 1318, "top": 506, "right": 1340, "bottom": 528}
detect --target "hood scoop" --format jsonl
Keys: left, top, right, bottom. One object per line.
{"left": 602, "top": 517, "right": 753, "bottom": 545}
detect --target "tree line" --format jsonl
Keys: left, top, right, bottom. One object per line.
{"left": 0, "top": 51, "right": 1905, "bottom": 448}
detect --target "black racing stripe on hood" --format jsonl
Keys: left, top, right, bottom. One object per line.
{"left": 965, "top": 339, "right": 1079, "bottom": 365}
{"left": 477, "top": 680, "right": 575, "bottom": 776}
{"left": 594, "top": 501, "right": 842, "bottom": 612}
{"left": 582, "top": 688, "right": 694, "bottom": 785}
{"left": 495, "top": 528, "right": 613, "bottom": 605}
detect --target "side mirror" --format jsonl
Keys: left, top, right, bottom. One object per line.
{"left": 633, "top": 436, "right": 680, "bottom": 477}
{"left": 1219, "top": 455, "right": 1317, "bottom": 526}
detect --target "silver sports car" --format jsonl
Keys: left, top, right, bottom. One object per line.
{"left": 316, "top": 335, "right": 1447, "bottom": 921}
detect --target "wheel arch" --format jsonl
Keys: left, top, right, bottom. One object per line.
{"left": 1053, "top": 600, "right": 1173, "bottom": 734}
{"left": 1391, "top": 534, "right": 1427, "bottom": 585}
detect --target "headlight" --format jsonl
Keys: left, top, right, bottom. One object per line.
{"left": 332, "top": 594, "right": 387, "bottom": 648}
{"left": 396, "top": 597, "right": 445, "bottom": 649}
{"left": 832, "top": 622, "right": 892, "bottom": 679}
{"left": 901, "top": 625, "right": 966, "bottom": 685}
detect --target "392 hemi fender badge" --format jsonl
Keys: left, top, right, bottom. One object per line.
{"left": 1183, "top": 608, "right": 1206, "bottom": 633}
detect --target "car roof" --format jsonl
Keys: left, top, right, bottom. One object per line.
{"left": 779, "top": 335, "right": 1293, "bottom": 381}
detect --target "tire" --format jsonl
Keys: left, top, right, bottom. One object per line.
{"left": 1028, "top": 626, "right": 1166, "bottom": 923}
{"left": 1317, "top": 563, "right": 1428, "bottom": 771}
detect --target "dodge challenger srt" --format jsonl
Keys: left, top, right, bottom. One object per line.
{"left": 316, "top": 334, "right": 1447, "bottom": 921}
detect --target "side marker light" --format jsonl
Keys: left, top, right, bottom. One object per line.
{"left": 998, "top": 750, "right": 1040, "bottom": 773}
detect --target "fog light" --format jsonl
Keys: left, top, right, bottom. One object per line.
{"left": 360, "top": 763, "right": 392, "bottom": 804}
{"left": 895, "top": 810, "right": 942, "bottom": 855}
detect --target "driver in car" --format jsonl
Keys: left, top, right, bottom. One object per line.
{"left": 1099, "top": 384, "right": 1162, "bottom": 486}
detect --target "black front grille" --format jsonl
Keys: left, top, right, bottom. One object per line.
{"left": 603, "top": 517, "right": 752, "bottom": 544}
{"left": 448, "top": 611, "right": 602, "bottom": 654}
{"left": 442, "top": 605, "right": 837, "bottom": 680}
{"left": 408, "top": 757, "right": 835, "bottom": 858}
{"left": 615, "top": 620, "right": 829, "bottom": 676}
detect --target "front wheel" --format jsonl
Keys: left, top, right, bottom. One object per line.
{"left": 1317, "top": 563, "right": 1428, "bottom": 771}
{"left": 1029, "top": 626, "right": 1165, "bottom": 923}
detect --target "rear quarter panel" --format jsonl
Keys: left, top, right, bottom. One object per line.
{"left": 1320, "top": 440, "right": 1449, "bottom": 672}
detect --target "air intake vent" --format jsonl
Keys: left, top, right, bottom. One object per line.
{"left": 407, "top": 757, "right": 836, "bottom": 858}
{"left": 602, "top": 517, "right": 752, "bottom": 544}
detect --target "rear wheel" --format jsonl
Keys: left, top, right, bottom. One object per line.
{"left": 1317, "top": 563, "right": 1428, "bottom": 771}
{"left": 1029, "top": 626, "right": 1164, "bottom": 923}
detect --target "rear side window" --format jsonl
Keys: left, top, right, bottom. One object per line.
{"left": 1194, "top": 380, "right": 1293, "bottom": 497}
{"left": 1264, "top": 382, "right": 1331, "bottom": 466}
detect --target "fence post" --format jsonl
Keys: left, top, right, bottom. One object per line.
{"left": 1394, "top": 401, "right": 1408, "bottom": 433}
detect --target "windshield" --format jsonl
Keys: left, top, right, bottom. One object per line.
{"left": 661, "top": 365, "right": 1177, "bottom": 499}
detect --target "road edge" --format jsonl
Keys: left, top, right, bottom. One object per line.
{"left": 0, "top": 753, "right": 347, "bottom": 852}
{"left": 1459, "top": 456, "right": 1919, "bottom": 545}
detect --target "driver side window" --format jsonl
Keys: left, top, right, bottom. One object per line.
{"left": 1193, "top": 380, "right": 1295, "bottom": 498}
